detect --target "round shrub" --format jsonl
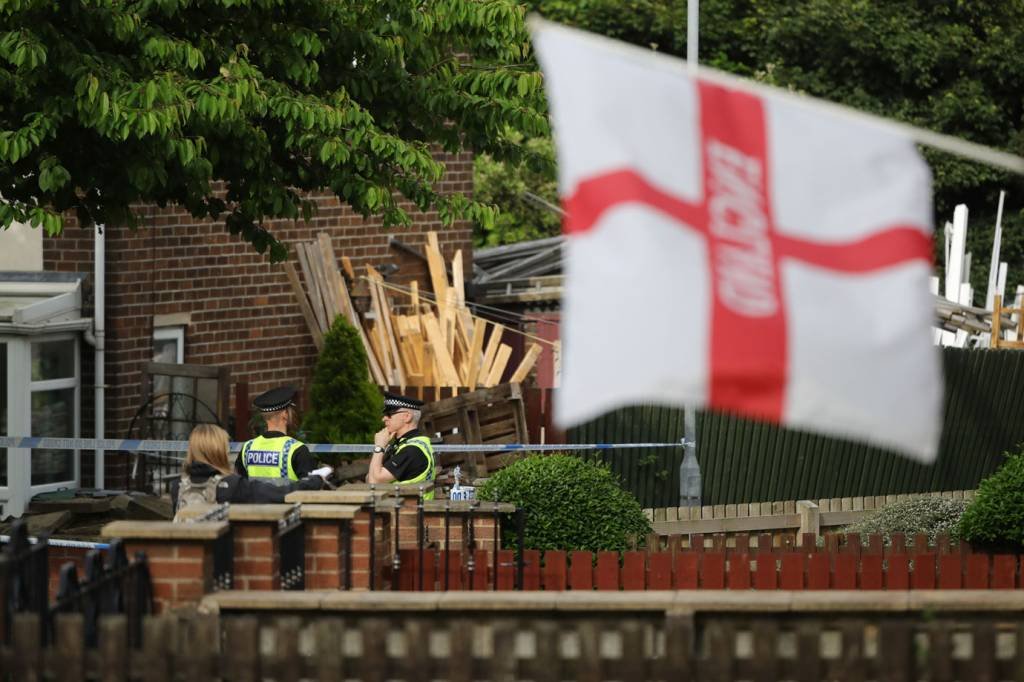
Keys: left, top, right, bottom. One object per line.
{"left": 478, "top": 454, "right": 652, "bottom": 552}
{"left": 958, "top": 450, "right": 1024, "bottom": 549}
{"left": 843, "top": 497, "right": 967, "bottom": 545}
{"left": 301, "top": 316, "right": 382, "bottom": 459}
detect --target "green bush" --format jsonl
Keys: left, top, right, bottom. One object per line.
{"left": 301, "top": 317, "right": 382, "bottom": 460}
{"left": 478, "top": 454, "right": 652, "bottom": 552}
{"left": 958, "top": 450, "right": 1024, "bottom": 549}
{"left": 843, "top": 497, "right": 967, "bottom": 545}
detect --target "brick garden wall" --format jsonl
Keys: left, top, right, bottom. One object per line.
{"left": 43, "top": 152, "right": 474, "bottom": 486}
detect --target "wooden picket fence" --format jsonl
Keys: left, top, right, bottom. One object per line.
{"left": 643, "top": 489, "right": 975, "bottom": 539}
{"left": 395, "top": 533, "right": 1022, "bottom": 591}
{"left": 8, "top": 592, "right": 1022, "bottom": 681}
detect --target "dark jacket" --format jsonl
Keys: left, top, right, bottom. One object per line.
{"left": 171, "top": 461, "right": 326, "bottom": 516}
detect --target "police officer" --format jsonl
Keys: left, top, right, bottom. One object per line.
{"left": 236, "top": 386, "right": 318, "bottom": 484}
{"left": 366, "top": 392, "right": 436, "bottom": 499}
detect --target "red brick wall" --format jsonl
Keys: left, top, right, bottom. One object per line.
{"left": 44, "top": 152, "right": 474, "bottom": 485}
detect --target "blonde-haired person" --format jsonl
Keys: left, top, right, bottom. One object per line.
{"left": 172, "top": 424, "right": 332, "bottom": 521}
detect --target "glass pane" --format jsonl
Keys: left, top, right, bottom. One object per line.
{"left": 153, "top": 337, "right": 179, "bottom": 364}
{"left": 31, "top": 387, "right": 75, "bottom": 484}
{"left": 31, "top": 339, "right": 75, "bottom": 381}
{"left": 0, "top": 343, "right": 6, "bottom": 486}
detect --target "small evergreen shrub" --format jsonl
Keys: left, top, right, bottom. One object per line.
{"left": 843, "top": 497, "right": 967, "bottom": 545}
{"left": 478, "top": 454, "right": 652, "bottom": 553}
{"left": 301, "top": 317, "right": 382, "bottom": 460}
{"left": 958, "top": 450, "right": 1024, "bottom": 549}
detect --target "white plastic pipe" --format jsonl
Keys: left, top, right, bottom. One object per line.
{"left": 94, "top": 224, "right": 105, "bottom": 489}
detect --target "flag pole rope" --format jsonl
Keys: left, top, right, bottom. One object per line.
{"left": 528, "top": 16, "right": 1024, "bottom": 175}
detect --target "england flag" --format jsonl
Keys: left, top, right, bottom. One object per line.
{"left": 533, "top": 20, "right": 943, "bottom": 461}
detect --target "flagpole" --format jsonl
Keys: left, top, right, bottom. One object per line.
{"left": 529, "top": 17, "right": 1024, "bottom": 176}
{"left": 687, "top": 0, "right": 698, "bottom": 72}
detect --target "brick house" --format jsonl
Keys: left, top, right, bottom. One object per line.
{"left": 1, "top": 150, "right": 474, "bottom": 514}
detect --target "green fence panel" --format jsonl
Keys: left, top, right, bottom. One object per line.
{"left": 568, "top": 348, "right": 1024, "bottom": 507}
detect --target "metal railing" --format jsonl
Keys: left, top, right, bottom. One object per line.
{"left": 0, "top": 520, "right": 153, "bottom": 648}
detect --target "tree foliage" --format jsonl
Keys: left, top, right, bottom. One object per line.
{"left": 301, "top": 316, "right": 382, "bottom": 455}
{"left": 0, "top": 0, "right": 547, "bottom": 259}
{"left": 473, "top": 130, "right": 558, "bottom": 246}
{"left": 488, "top": 0, "right": 1024, "bottom": 295}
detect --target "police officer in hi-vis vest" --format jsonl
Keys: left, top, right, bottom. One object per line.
{"left": 366, "top": 393, "right": 436, "bottom": 499}
{"left": 236, "top": 386, "right": 318, "bottom": 484}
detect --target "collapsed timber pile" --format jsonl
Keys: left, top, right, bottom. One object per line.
{"left": 285, "top": 231, "right": 543, "bottom": 391}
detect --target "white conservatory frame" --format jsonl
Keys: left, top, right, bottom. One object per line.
{"left": 0, "top": 274, "right": 90, "bottom": 517}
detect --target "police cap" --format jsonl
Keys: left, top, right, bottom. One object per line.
{"left": 383, "top": 392, "right": 424, "bottom": 415}
{"left": 253, "top": 386, "right": 298, "bottom": 413}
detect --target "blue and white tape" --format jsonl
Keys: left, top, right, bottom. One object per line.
{"left": 0, "top": 534, "right": 109, "bottom": 550}
{"left": 0, "top": 436, "right": 690, "bottom": 455}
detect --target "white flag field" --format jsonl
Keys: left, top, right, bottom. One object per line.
{"left": 533, "top": 20, "right": 949, "bottom": 461}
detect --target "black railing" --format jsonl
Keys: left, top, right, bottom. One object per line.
{"left": 0, "top": 520, "right": 153, "bottom": 648}
{"left": 186, "top": 503, "right": 234, "bottom": 590}
{"left": 278, "top": 506, "right": 305, "bottom": 590}
{"left": 376, "top": 490, "right": 527, "bottom": 591}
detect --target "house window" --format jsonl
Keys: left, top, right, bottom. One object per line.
{"left": 153, "top": 326, "right": 185, "bottom": 364}
{"left": 29, "top": 337, "right": 78, "bottom": 485}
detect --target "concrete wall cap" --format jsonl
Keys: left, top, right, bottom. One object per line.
{"left": 422, "top": 500, "right": 516, "bottom": 513}
{"left": 226, "top": 504, "right": 297, "bottom": 521}
{"left": 100, "top": 520, "right": 228, "bottom": 540}
{"left": 285, "top": 489, "right": 391, "bottom": 504}
{"left": 299, "top": 504, "right": 360, "bottom": 520}
{"left": 198, "top": 590, "right": 1024, "bottom": 615}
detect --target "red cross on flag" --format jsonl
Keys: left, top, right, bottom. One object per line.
{"left": 534, "top": 21, "right": 943, "bottom": 462}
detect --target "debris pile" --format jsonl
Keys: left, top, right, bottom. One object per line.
{"left": 0, "top": 490, "right": 172, "bottom": 539}
{"left": 287, "top": 231, "right": 543, "bottom": 390}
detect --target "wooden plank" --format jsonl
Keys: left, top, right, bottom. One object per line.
{"left": 465, "top": 318, "right": 488, "bottom": 391}
{"left": 510, "top": 343, "right": 543, "bottom": 384}
{"left": 479, "top": 323, "right": 505, "bottom": 384}
{"left": 422, "top": 312, "right": 461, "bottom": 387}
{"left": 317, "top": 232, "right": 347, "bottom": 320}
{"left": 284, "top": 262, "right": 324, "bottom": 351}
{"left": 409, "top": 279, "right": 419, "bottom": 310}
{"left": 452, "top": 249, "right": 466, "bottom": 308}
{"left": 296, "top": 242, "right": 329, "bottom": 333}
{"left": 483, "top": 344, "right": 513, "bottom": 387}
{"left": 307, "top": 238, "right": 338, "bottom": 324}
{"left": 366, "top": 265, "right": 396, "bottom": 384}
{"left": 443, "top": 288, "right": 458, "bottom": 356}
{"left": 329, "top": 257, "right": 385, "bottom": 384}
{"left": 369, "top": 266, "right": 406, "bottom": 389}
{"left": 425, "top": 231, "right": 449, "bottom": 320}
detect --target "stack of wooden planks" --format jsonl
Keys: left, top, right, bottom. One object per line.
{"left": 286, "top": 231, "right": 544, "bottom": 391}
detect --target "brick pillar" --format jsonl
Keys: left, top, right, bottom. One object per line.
{"left": 100, "top": 520, "right": 228, "bottom": 613}
{"left": 227, "top": 504, "right": 297, "bottom": 590}
{"left": 295, "top": 504, "right": 360, "bottom": 590}
{"left": 350, "top": 506, "right": 392, "bottom": 590}
{"left": 286, "top": 486, "right": 411, "bottom": 590}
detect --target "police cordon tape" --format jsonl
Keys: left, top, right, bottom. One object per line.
{"left": 0, "top": 534, "right": 110, "bottom": 550}
{"left": 0, "top": 436, "right": 691, "bottom": 456}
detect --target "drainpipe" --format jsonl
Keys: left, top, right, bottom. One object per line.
{"left": 94, "top": 224, "right": 105, "bottom": 490}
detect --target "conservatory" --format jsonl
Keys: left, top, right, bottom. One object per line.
{"left": 0, "top": 272, "right": 90, "bottom": 518}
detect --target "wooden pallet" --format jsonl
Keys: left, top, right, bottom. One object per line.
{"left": 420, "top": 383, "right": 529, "bottom": 481}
